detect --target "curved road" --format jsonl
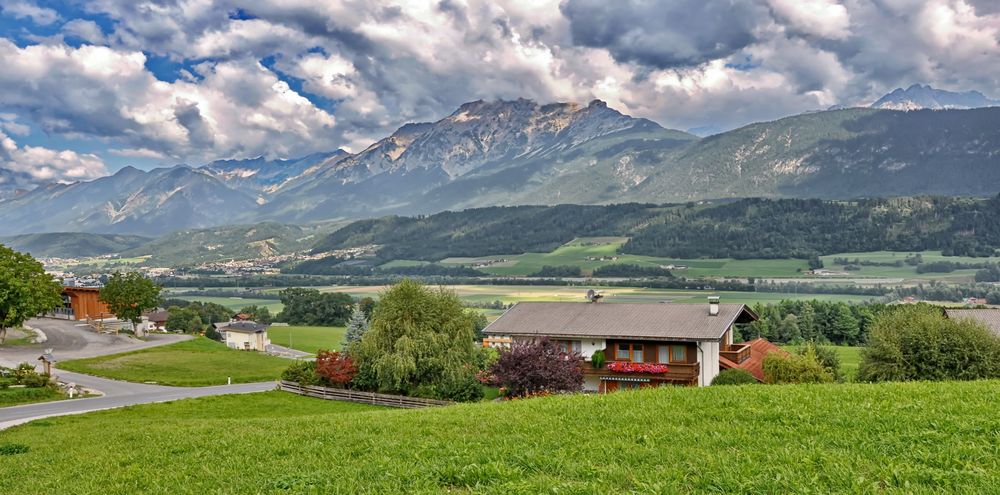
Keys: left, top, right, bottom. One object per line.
{"left": 0, "top": 318, "right": 276, "bottom": 430}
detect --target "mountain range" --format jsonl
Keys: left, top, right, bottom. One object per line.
{"left": 870, "top": 84, "right": 998, "bottom": 111}
{"left": 2, "top": 85, "right": 1000, "bottom": 236}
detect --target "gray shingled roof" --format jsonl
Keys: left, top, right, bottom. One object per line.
{"left": 944, "top": 309, "right": 1000, "bottom": 337}
{"left": 483, "top": 302, "right": 756, "bottom": 342}
{"left": 217, "top": 321, "right": 267, "bottom": 333}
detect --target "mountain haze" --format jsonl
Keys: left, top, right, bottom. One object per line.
{"left": 871, "top": 84, "right": 998, "bottom": 111}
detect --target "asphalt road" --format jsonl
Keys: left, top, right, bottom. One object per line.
{"left": 0, "top": 318, "right": 275, "bottom": 429}
{"left": 0, "top": 381, "right": 275, "bottom": 430}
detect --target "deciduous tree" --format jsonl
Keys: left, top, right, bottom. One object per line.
{"left": 0, "top": 245, "right": 62, "bottom": 345}
{"left": 351, "top": 279, "right": 482, "bottom": 401}
{"left": 315, "top": 350, "right": 357, "bottom": 387}
{"left": 99, "top": 272, "right": 161, "bottom": 335}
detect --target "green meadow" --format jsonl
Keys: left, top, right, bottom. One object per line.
{"left": 0, "top": 387, "right": 65, "bottom": 407}
{"left": 267, "top": 325, "right": 347, "bottom": 354}
{"left": 163, "top": 295, "right": 285, "bottom": 314}
{"left": 57, "top": 338, "right": 290, "bottom": 387}
{"left": 1, "top": 381, "right": 998, "bottom": 493}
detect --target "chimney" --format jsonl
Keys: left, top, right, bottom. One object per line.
{"left": 708, "top": 296, "right": 720, "bottom": 316}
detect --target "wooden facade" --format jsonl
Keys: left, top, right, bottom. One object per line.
{"left": 586, "top": 339, "right": 703, "bottom": 389}
{"left": 62, "top": 287, "right": 111, "bottom": 320}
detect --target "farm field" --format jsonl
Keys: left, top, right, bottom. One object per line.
{"left": 57, "top": 338, "right": 291, "bottom": 387}
{"left": 1, "top": 381, "right": 998, "bottom": 493}
{"left": 437, "top": 238, "right": 996, "bottom": 283}
{"left": 327, "top": 284, "right": 877, "bottom": 305}
{"left": 0, "top": 387, "right": 65, "bottom": 407}
{"left": 267, "top": 326, "right": 346, "bottom": 354}
{"left": 440, "top": 237, "right": 811, "bottom": 278}
{"left": 782, "top": 345, "right": 863, "bottom": 381}
{"left": 162, "top": 294, "right": 284, "bottom": 314}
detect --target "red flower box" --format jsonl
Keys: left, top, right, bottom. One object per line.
{"left": 606, "top": 361, "right": 669, "bottom": 374}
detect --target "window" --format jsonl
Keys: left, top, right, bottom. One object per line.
{"left": 616, "top": 343, "right": 644, "bottom": 362}
{"left": 617, "top": 344, "right": 631, "bottom": 360}
{"left": 671, "top": 345, "right": 686, "bottom": 363}
{"left": 658, "top": 345, "right": 688, "bottom": 363}
{"left": 557, "top": 340, "right": 582, "bottom": 354}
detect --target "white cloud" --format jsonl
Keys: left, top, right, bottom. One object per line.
{"left": 0, "top": 0, "right": 997, "bottom": 173}
{"left": 0, "top": 129, "right": 107, "bottom": 183}
{"left": 0, "top": 0, "right": 59, "bottom": 26}
{"left": 62, "top": 19, "right": 107, "bottom": 44}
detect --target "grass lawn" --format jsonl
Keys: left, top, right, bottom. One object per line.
{"left": 0, "top": 387, "right": 65, "bottom": 407}
{"left": 267, "top": 326, "right": 346, "bottom": 354}
{"left": 1, "top": 381, "right": 998, "bottom": 493}
{"left": 782, "top": 345, "right": 863, "bottom": 381}
{"left": 57, "top": 338, "right": 292, "bottom": 387}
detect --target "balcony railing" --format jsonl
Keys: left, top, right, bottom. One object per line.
{"left": 720, "top": 343, "right": 751, "bottom": 364}
{"left": 585, "top": 361, "right": 700, "bottom": 382}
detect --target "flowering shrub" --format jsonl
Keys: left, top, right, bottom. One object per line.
{"left": 606, "top": 361, "right": 669, "bottom": 374}
{"left": 315, "top": 350, "right": 357, "bottom": 386}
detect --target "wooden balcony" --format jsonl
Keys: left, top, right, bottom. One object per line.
{"left": 720, "top": 343, "right": 751, "bottom": 364}
{"left": 584, "top": 361, "right": 700, "bottom": 385}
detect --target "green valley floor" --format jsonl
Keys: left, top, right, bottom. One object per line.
{"left": 1, "top": 381, "right": 998, "bottom": 493}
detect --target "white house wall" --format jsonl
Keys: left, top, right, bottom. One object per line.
{"left": 697, "top": 341, "right": 720, "bottom": 386}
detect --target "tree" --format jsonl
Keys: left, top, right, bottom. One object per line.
{"left": 808, "top": 256, "right": 824, "bottom": 270}
{"left": 276, "top": 288, "right": 354, "bottom": 326}
{"left": 797, "top": 343, "right": 842, "bottom": 382}
{"left": 486, "top": 338, "right": 584, "bottom": 397}
{"left": 828, "top": 303, "right": 860, "bottom": 345}
{"left": 0, "top": 245, "right": 62, "bottom": 345}
{"left": 351, "top": 279, "right": 482, "bottom": 401}
{"left": 315, "top": 350, "right": 357, "bottom": 387}
{"left": 798, "top": 302, "right": 819, "bottom": 342}
{"left": 762, "top": 347, "right": 833, "bottom": 384}
{"left": 358, "top": 297, "right": 376, "bottom": 320}
{"left": 777, "top": 314, "right": 802, "bottom": 343}
{"left": 99, "top": 272, "right": 161, "bottom": 336}
{"left": 342, "top": 305, "right": 369, "bottom": 349}
{"left": 858, "top": 305, "right": 1000, "bottom": 382}
{"left": 239, "top": 305, "right": 272, "bottom": 324}
{"left": 165, "top": 307, "right": 203, "bottom": 334}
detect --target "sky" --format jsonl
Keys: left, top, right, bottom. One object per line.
{"left": 0, "top": 0, "right": 998, "bottom": 187}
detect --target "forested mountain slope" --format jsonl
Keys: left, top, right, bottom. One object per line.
{"left": 301, "top": 196, "right": 1000, "bottom": 265}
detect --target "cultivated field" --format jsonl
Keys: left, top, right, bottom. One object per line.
{"left": 57, "top": 338, "right": 291, "bottom": 386}
{"left": 1, "top": 381, "right": 997, "bottom": 493}
{"left": 162, "top": 294, "right": 285, "bottom": 314}
{"left": 267, "top": 326, "right": 346, "bottom": 354}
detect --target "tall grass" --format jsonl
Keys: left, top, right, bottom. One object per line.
{"left": 1, "top": 381, "right": 998, "bottom": 493}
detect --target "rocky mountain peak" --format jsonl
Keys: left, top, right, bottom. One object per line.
{"left": 871, "top": 84, "right": 998, "bottom": 110}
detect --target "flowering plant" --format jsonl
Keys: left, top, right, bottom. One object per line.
{"left": 606, "top": 361, "right": 669, "bottom": 374}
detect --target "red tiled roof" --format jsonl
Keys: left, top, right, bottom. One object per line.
{"left": 719, "top": 338, "right": 788, "bottom": 382}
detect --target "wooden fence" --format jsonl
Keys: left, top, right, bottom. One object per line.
{"left": 278, "top": 380, "right": 453, "bottom": 409}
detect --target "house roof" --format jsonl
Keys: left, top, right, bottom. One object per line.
{"left": 944, "top": 309, "right": 1000, "bottom": 337}
{"left": 217, "top": 321, "right": 267, "bottom": 333}
{"left": 146, "top": 310, "right": 169, "bottom": 323}
{"left": 718, "top": 338, "right": 788, "bottom": 382}
{"left": 483, "top": 302, "right": 756, "bottom": 342}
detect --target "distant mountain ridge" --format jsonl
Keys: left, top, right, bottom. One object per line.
{"left": 3, "top": 98, "right": 1000, "bottom": 235}
{"left": 871, "top": 84, "right": 998, "bottom": 110}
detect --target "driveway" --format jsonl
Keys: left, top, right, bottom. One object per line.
{"left": 0, "top": 318, "right": 192, "bottom": 370}
{"left": 0, "top": 318, "right": 275, "bottom": 429}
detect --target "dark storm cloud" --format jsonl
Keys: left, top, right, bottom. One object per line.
{"left": 560, "top": 0, "right": 771, "bottom": 68}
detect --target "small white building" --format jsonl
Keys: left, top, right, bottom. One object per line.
{"left": 215, "top": 321, "right": 271, "bottom": 351}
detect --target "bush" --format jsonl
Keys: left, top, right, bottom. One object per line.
{"left": 315, "top": 350, "right": 357, "bottom": 387}
{"left": 590, "top": 349, "right": 606, "bottom": 369}
{"left": 487, "top": 338, "right": 584, "bottom": 398}
{"left": 281, "top": 360, "right": 322, "bottom": 386}
{"left": 798, "top": 343, "right": 843, "bottom": 382}
{"left": 711, "top": 369, "right": 758, "bottom": 385}
{"left": 858, "top": 305, "right": 1000, "bottom": 382}
{"left": 763, "top": 348, "right": 834, "bottom": 384}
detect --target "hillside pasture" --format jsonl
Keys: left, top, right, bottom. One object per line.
{"left": 1, "top": 381, "right": 998, "bottom": 493}
{"left": 165, "top": 295, "right": 284, "bottom": 314}
{"left": 57, "top": 338, "right": 291, "bottom": 387}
